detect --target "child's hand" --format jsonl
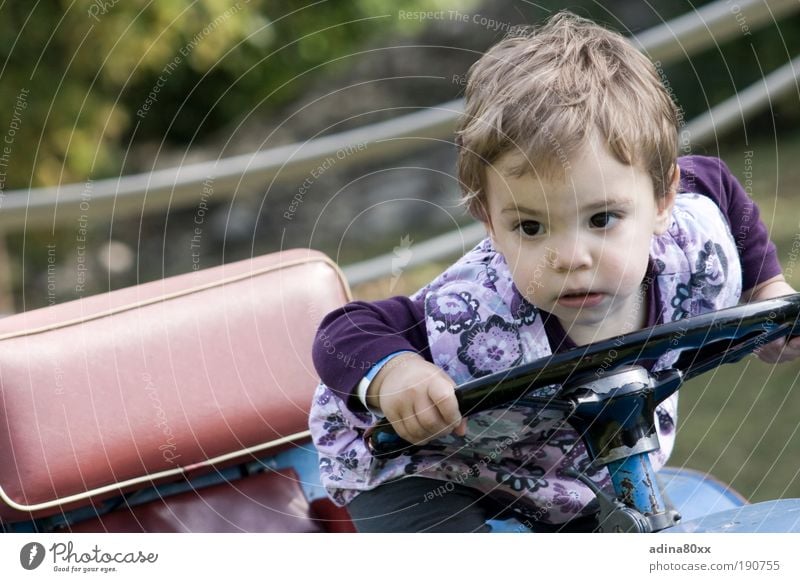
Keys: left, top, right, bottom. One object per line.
{"left": 746, "top": 275, "right": 800, "bottom": 364}
{"left": 754, "top": 336, "right": 800, "bottom": 364}
{"left": 366, "top": 353, "right": 467, "bottom": 445}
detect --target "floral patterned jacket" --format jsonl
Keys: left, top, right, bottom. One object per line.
{"left": 309, "top": 193, "right": 742, "bottom": 524}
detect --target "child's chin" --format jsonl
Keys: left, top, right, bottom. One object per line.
{"left": 553, "top": 305, "right": 613, "bottom": 326}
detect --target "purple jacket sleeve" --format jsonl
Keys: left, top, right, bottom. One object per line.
{"left": 678, "top": 155, "right": 781, "bottom": 292}
{"left": 312, "top": 297, "right": 431, "bottom": 406}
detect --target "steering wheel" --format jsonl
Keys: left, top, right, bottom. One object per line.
{"left": 365, "top": 293, "right": 800, "bottom": 459}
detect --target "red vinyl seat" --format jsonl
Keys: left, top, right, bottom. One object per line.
{"left": 0, "top": 249, "right": 354, "bottom": 532}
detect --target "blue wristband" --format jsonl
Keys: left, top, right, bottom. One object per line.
{"left": 357, "top": 351, "right": 415, "bottom": 414}
{"left": 364, "top": 352, "right": 410, "bottom": 381}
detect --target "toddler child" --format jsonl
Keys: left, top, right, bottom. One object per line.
{"left": 309, "top": 11, "right": 800, "bottom": 532}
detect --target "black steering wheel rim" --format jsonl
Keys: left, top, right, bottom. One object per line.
{"left": 455, "top": 292, "right": 800, "bottom": 415}
{"left": 366, "top": 293, "right": 800, "bottom": 458}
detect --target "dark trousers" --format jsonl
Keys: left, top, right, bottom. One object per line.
{"left": 347, "top": 477, "right": 497, "bottom": 532}
{"left": 347, "top": 477, "right": 598, "bottom": 533}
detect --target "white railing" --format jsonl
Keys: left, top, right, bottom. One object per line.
{"left": 1, "top": 0, "right": 797, "bottom": 233}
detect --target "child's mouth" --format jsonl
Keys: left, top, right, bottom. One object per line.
{"left": 557, "top": 292, "right": 605, "bottom": 308}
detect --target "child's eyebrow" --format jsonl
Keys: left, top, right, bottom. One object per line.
{"left": 581, "top": 198, "right": 634, "bottom": 212}
{"left": 501, "top": 197, "right": 633, "bottom": 216}
{"left": 501, "top": 204, "right": 543, "bottom": 216}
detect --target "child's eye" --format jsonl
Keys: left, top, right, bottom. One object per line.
{"left": 589, "top": 212, "right": 620, "bottom": 229}
{"left": 517, "top": 220, "right": 543, "bottom": 237}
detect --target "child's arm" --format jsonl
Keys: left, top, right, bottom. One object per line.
{"left": 679, "top": 155, "right": 782, "bottom": 294}
{"left": 312, "top": 297, "right": 466, "bottom": 444}
{"left": 681, "top": 156, "right": 800, "bottom": 363}
{"left": 312, "top": 296, "right": 430, "bottom": 408}
{"left": 365, "top": 352, "right": 466, "bottom": 444}
{"left": 744, "top": 274, "right": 800, "bottom": 363}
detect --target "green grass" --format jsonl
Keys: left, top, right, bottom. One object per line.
{"left": 352, "top": 132, "right": 800, "bottom": 502}
{"left": 672, "top": 357, "right": 800, "bottom": 502}
{"left": 672, "top": 134, "right": 800, "bottom": 502}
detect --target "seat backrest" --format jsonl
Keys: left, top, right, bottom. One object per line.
{"left": 0, "top": 249, "right": 350, "bottom": 522}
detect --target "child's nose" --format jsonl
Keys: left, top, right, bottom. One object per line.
{"left": 549, "top": 235, "right": 593, "bottom": 272}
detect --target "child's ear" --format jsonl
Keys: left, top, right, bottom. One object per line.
{"left": 654, "top": 164, "right": 679, "bottom": 235}
{"left": 473, "top": 200, "right": 496, "bottom": 241}
{"left": 484, "top": 217, "right": 497, "bottom": 245}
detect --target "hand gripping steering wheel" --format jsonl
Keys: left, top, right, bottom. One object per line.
{"left": 365, "top": 293, "right": 800, "bottom": 460}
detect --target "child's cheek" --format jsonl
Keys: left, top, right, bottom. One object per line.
{"left": 610, "top": 252, "right": 651, "bottom": 293}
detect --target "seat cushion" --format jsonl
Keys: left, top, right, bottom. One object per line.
{"left": 64, "top": 468, "right": 323, "bottom": 533}
{"left": 0, "top": 249, "right": 350, "bottom": 521}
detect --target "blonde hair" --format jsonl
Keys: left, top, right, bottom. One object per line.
{"left": 456, "top": 11, "right": 680, "bottom": 221}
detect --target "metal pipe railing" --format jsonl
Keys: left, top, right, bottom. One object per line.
{"left": 631, "top": 0, "right": 800, "bottom": 64}
{"left": 0, "top": 102, "right": 463, "bottom": 230}
{"left": 681, "top": 54, "right": 800, "bottom": 141}
{"left": 1, "top": 0, "right": 797, "bottom": 230}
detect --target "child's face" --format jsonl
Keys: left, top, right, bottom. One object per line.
{"left": 485, "top": 137, "right": 676, "bottom": 341}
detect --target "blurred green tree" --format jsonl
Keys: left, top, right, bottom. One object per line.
{"left": 0, "top": 0, "right": 797, "bottom": 192}
{"left": 0, "top": 0, "right": 472, "bottom": 189}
